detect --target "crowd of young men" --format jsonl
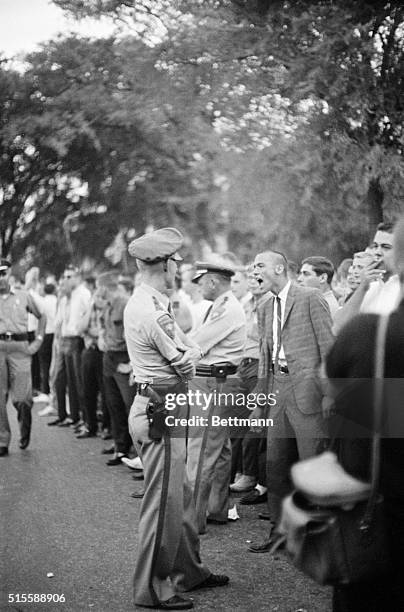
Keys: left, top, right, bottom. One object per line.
{"left": 0, "top": 220, "right": 400, "bottom": 611}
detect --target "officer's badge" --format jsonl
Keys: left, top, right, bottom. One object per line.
{"left": 157, "top": 313, "right": 175, "bottom": 339}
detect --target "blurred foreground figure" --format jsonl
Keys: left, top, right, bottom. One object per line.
{"left": 326, "top": 217, "right": 404, "bottom": 611}
{"left": 0, "top": 258, "right": 46, "bottom": 454}
{"left": 124, "top": 228, "right": 229, "bottom": 610}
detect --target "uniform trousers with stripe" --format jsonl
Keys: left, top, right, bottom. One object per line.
{"left": 128, "top": 388, "right": 210, "bottom": 607}
{"left": 0, "top": 340, "right": 32, "bottom": 448}
{"left": 187, "top": 375, "right": 240, "bottom": 534}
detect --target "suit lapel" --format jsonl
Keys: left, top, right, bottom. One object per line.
{"left": 283, "top": 283, "right": 296, "bottom": 328}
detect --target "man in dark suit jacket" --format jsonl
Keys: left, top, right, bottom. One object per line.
{"left": 326, "top": 217, "right": 404, "bottom": 612}
{"left": 249, "top": 250, "right": 334, "bottom": 552}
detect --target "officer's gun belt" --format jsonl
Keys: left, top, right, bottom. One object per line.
{"left": 195, "top": 362, "right": 237, "bottom": 378}
{"left": 0, "top": 332, "right": 28, "bottom": 341}
{"left": 137, "top": 382, "right": 186, "bottom": 442}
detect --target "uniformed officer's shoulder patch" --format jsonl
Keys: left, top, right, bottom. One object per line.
{"left": 210, "top": 296, "right": 228, "bottom": 320}
{"left": 156, "top": 313, "right": 175, "bottom": 339}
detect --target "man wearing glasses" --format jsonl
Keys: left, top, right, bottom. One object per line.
{"left": 0, "top": 258, "right": 46, "bottom": 456}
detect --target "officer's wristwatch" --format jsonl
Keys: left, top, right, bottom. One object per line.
{"left": 36, "top": 335, "right": 43, "bottom": 341}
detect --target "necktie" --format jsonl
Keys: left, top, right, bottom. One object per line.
{"left": 274, "top": 296, "right": 282, "bottom": 370}
{"left": 202, "top": 303, "right": 213, "bottom": 323}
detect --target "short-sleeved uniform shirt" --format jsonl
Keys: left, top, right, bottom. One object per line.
{"left": 0, "top": 288, "right": 43, "bottom": 335}
{"left": 123, "top": 283, "right": 186, "bottom": 384}
{"left": 190, "top": 289, "right": 246, "bottom": 366}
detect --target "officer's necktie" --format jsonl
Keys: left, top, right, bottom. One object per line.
{"left": 202, "top": 303, "right": 213, "bottom": 323}
{"left": 274, "top": 296, "right": 282, "bottom": 370}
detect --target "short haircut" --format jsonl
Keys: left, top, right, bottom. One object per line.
{"left": 260, "top": 250, "right": 288, "bottom": 272}
{"left": 302, "top": 256, "right": 335, "bottom": 285}
{"left": 376, "top": 222, "right": 394, "bottom": 234}
{"left": 44, "top": 283, "right": 56, "bottom": 295}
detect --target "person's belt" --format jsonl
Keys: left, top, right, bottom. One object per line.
{"left": 271, "top": 363, "right": 289, "bottom": 374}
{"left": 137, "top": 381, "right": 184, "bottom": 401}
{"left": 195, "top": 362, "right": 237, "bottom": 378}
{"left": 0, "top": 332, "right": 28, "bottom": 341}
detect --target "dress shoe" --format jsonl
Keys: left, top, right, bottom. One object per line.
{"left": 73, "top": 420, "right": 85, "bottom": 432}
{"left": 258, "top": 512, "right": 272, "bottom": 521}
{"left": 142, "top": 595, "right": 193, "bottom": 610}
{"left": 48, "top": 418, "right": 64, "bottom": 426}
{"left": 76, "top": 431, "right": 97, "bottom": 439}
{"left": 248, "top": 533, "right": 286, "bottom": 553}
{"left": 0, "top": 447, "right": 8, "bottom": 456}
{"left": 121, "top": 455, "right": 143, "bottom": 470}
{"left": 189, "top": 573, "right": 230, "bottom": 590}
{"left": 206, "top": 517, "right": 227, "bottom": 525}
{"left": 240, "top": 489, "right": 267, "bottom": 505}
{"left": 106, "top": 453, "right": 127, "bottom": 466}
{"left": 130, "top": 490, "right": 145, "bottom": 498}
{"left": 38, "top": 404, "right": 58, "bottom": 417}
{"left": 132, "top": 473, "right": 144, "bottom": 480}
{"left": 58, "top": 417, "right": 75, "bottom": 427}
{"left": 19, "top": 437, "right": 30, "bottom": 450}
{"left": 229, "top": 475, "right": 257, "bottom": 493}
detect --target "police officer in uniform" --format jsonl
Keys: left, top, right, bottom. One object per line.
{"left": 0, "top": 258, "right": 46, "bottom": 455}
{"left": 187, "top": 262, "right": 246, "bottom": 534}
{"left": 124, "top": 229, "right": 229, "bottom": 611}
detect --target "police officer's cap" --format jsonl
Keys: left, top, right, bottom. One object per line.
{"left": 0, "top": 258, "right": 11, "bottom": 272}
{"left": 128, "top": 228, "right": 183, "bottom": 264}
{"left": 192, "top": 261, "right": 235, "bottom": 283}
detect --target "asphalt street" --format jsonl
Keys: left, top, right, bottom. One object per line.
{"left": 0, "top": 402, "right": 331, "bottom": 612}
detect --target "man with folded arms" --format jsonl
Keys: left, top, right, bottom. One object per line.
{"left": 124, "top": 228, "right": 229, "bottom": 610}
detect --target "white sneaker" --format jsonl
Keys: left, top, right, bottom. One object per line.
{"left": 121, "top": 456, "right": 143, "bottom": 470}
{"left": 38, "top": 404, "right": 58, "bottom": 417}
{"left": 229, "top": 475, "right": 257, "bottom": 492}
{"left": 33, "top": 393, "right": 50, "bottom": 404}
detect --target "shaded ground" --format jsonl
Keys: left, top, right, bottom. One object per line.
{"left": 0, "top": 402, "right": 331, "bottom": 611}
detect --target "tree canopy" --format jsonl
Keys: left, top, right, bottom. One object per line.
{"left": 1, "top": 0, "right": 403, "bottom": 272}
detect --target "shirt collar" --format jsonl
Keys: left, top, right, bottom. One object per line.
{"left": 277, "top": 280, "right": 291, "bottom": 301}
{"left": 140, "top": 283, "right": 170, "bottom": 309}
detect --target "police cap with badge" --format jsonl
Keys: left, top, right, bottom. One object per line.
{"left": 191, "top": 261, "right": 235, "bottom": 283}
{"left": 128, "top": 228, "right": 183, "bottom": 263}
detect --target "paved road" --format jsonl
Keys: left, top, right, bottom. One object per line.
{"left": 0, "top": 402, "right": 331, "bottom": 612}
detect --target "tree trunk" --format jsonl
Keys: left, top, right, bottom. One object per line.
{"left": 367, "top": 178, "right": 384, "bottom": 236}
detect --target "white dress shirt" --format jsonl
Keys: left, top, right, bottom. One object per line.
{"left": 58, "top": 284, "right": 92, "bottom": 337}
{"left": 272, "top": 280, "right": 291, "bottom": 366}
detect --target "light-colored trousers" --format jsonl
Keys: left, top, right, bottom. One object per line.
{"left": 128, "top": 393, "right": 210, "bottom": 607}
{"left": 0, "top": 341, "right": 32, "bottom": 448}
{"left": 186, "top": 376, "right": 240, "bottom": 534}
